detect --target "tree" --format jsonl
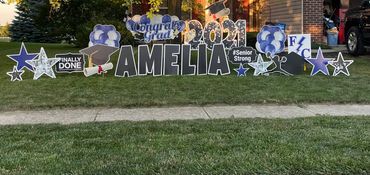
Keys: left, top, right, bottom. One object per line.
{"left": 181, "top": 0, "right": 205, "bottom": 22}
{"left": 9, "top": 0, "right": 59, "bottom": 42}
{"left": 49, "top": 0, "right": 137, "bottom": 47}
{"left": 6, "top": 0, "right": 165, "bottom": 45}
{"left": 6, "top": 0, "right": 163, "bottom": 18}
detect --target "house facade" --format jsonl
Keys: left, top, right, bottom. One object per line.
{"left": 132, "top": 0, "right": 349, "bottom": 44}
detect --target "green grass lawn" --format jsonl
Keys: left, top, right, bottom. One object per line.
{"left": 1, "top": 42, "right": 370, "bottom": 111}
{"left": 0, "top": 117, "right": 369, "bottom": 174}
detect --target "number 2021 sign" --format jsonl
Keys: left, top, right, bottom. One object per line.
{"left": 184, "top": 19, "right": 247, "bottom": 50}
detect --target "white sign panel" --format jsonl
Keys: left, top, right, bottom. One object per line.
{"left": 288, "top": 34, "right": 311, "bottom": 59}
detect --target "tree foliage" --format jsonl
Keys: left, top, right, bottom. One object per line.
{"left": 6, "top": 0, "right": 163, "bottom": 17}
{"left": 9, "top": 0, "right": 60, "bottom": 42}
{"left": 181, "top": 0, "right": 205, "bottom": 22}
{"left": 5, "top": 0, "right": 168, "bottom": 45}
{"left": 147, "top": 0, "right": 162, "bottom": 18}
{"left": 50, "top": 0, "right": 135, "bottom": 47}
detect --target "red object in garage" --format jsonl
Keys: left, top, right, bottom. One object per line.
{"left": 339, "top": 8, "right": 348, "bottom": 44}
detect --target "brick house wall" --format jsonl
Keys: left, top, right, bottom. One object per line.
{"left": 261, "top": 0, "right": 303, "bottom": 35}
{"left": 234, "top": 0, "right": 325, "bottom": 43}
{"left": 261, "top": 0, "right": 324, "bottom": 43}
{"left": 303, "top": 0, "right": 324, "bottom": 43}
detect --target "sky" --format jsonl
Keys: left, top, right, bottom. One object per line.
{"left": 0, "top": 3, "right": 16, "bottom": 26}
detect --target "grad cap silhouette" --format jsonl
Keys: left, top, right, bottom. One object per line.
{"left": 205, "top": 0, "right": 227, "bottom": 15}
{"left": 279, "top": 52, "right": 305, "bottom": 75}
{"left": 79, "top": 45, "right": 119, "bottom": 65}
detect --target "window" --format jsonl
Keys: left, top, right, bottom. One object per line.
{"left": 232, "top": 0, "right": 264, "bottom": 32}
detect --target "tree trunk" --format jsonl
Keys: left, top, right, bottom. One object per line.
{"left": 174, "top": 0, "right": 182, "bottom": 44}
{"left": 167, "top": 0, "right": 183, "bottom": 44}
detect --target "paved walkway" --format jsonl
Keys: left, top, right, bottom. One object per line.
{"left": 0, "top": 104, "right": 370, "bottom": 125}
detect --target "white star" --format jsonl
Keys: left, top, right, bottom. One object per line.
{"left": 26, "top": 47, "right": 61, "bottom": 80}
{"left": 328, "top": 52, "right": 354, "bottom": 76}
{"left": 248, "top": 54, "right": 273, "bottom": 76}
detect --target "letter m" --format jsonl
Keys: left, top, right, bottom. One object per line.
{"left": 138, "top": 44, "right": 163, "bottom": 76}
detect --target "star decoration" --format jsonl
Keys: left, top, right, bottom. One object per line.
{"left": 7, "top": 42, "right": 38, "bottom": 72}
{"left": 6, "top": 66, "right": 25, "bottom": 82}
{"left": 305, "top": 47, "right": 330, "bottom": 76}
{"left": 328, "top": 52, "right": 354, "bottom": 76}
{"left": 248, "top": 54, "right": 273, "bottom": 76}
{"left": 26, "top": 47, "right": 61, "bottom": 80}
{"left": 234, "top": 64, "right": 249, "bottom": 77}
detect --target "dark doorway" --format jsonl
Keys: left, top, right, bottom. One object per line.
{"left": 324, "top": 0, "right": 341, "bottom": 27}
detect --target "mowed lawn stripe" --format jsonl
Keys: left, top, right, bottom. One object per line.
{"left": 0, "top": 117, "right": 369, "bottom": 174}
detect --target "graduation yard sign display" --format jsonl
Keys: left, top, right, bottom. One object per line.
{"left": 6, "top": 11, "right": 354, "bottom": 81}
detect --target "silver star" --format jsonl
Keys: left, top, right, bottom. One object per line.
{"left": 248, "top": 54, "right": 273, "bottom": 76}
{"left": 26, "top": 47, "right": 61, "bottom": 80}
{"left": 6, "top": 66, "right": 25, "bottom": 82}
{"left": 328, "top": 52, "right": 353, "bottom": 76}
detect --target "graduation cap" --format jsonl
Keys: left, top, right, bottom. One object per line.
{"left": 278, "top": 52, "right": 305, "bottom": 75}
{"left": 79, "top": 45, "right": 119, "bottom": 66}
{"left": 205, "top": 0, "right": 230, "bottom": 19}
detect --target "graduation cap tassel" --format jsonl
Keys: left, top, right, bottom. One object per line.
{"left": 88, "top": 56, "right": 93, "bottom": 68}
{"left": 97, "top": 65, "right": 106, "bottom": 78}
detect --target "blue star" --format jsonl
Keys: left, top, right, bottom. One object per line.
{"left": 305, "top": 47, "right": 330, "bottom": 76}
{"left": 234, "top": 64, "right": 249, "bottom": 77}
{"left": 7, "top": 42, "right": 38, "bottom": 72}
